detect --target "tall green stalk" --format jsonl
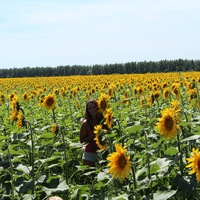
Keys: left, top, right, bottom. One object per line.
{"left": 25, "top": 120, "right": 35, "bottom": 195}
{"left": 144, "top": 130, "right": 153, "bottom": 199}
{"left": 1, "top": 116, "right": 15, "bottom": 199}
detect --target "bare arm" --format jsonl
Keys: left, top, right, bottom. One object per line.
{"left": 80, "top": 120, "right": 95, "bottom": 143}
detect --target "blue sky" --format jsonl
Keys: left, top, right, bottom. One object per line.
{"left": 0, "top": 0, "right": 199, "bottom": 69}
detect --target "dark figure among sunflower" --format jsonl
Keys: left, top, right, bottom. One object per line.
{"left": 80, "top": 99, "right": 104, "bottom": 167}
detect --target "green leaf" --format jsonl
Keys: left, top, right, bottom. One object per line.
{"left": 150, "top": 163, "right": 160, "bottom": 174}
{"left": 43, "top": 181, "right": 69, "bottom": 195}
{"left": 39, "top": 156, "right": 60, "bottom": 164}
{"left": 164, "top": 147, "right": 178, "bottom": 156}
{"left": 153, "top": 190, "right": 177, "bottom": 200}
{"left": 17, "top": 164, "right": 30, "bottom": 175}
{"left": 126, "top": 139, "right": 134, "bottom": 146}
{"left": 23, "top": 194, "right": 36, "bottom": 200}
{"left": 38, "top": 132, "right": 53, "bottom": 139}
{"left": 126, "top": 124, "right": 143, "bottom": 133}
{"left": 0, "top": 135, "right": 8, "bottom": 140}
{"left": 112, "top": 193, "right": 129, "bottom": 200}
{"left": 97, "top": 171, "right": 109, "bottom": 181}
{"left": 181, "top": 135, "right": 200, "bottom": 142}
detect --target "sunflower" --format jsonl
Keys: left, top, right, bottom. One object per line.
{"left": 16, "top": 110, "right": 24, "bottom": 128}
{"left": 163, "top": 88, "right": 170, "bottom": 100}
{"left": 172, "top": 86, "right": 180, "bottom": 99}
{"left": 52, "top": 123, "right": 59, "bottom": 136}
{"left": 22, "top": 92, "right": 29, "bottom": 101}
{"left": 104, "top": 108, "right": 113, "bottom": 129}
{"left": 107, "top": 144, "right": 131, "bottom": 181}
{"left": 140, "top": 96, "right": 148, "bottom": 108}
{"left": 0, "top": 93, "right": 6, "bottom": 104}
{"left": 186, "top": 148, "right": 200, "bottom": 182}
{"left": 97, "top": 93, "right": 110, "bottom": 114}
{"left": 8, "top": 93, "right": 17, "bottom": 101}
{"left": 43, "top": 94, "right": 56, "bottom": 110}
{"left": 153, "top": 91, "right": 160, "bottom": 99}
{"left": 170, "top": 99, "right": 181, "bottom": 112}
{"left": 148, "top": 92, "right": 154, "bottom": 106}
{"left": 9, "top": 98, "right": 20, "bottom": 122}
{"left": 94, "top": 125, "right": 108, "bottom": 151}
{"left": 156, "top": 108, "right": 180, "bottom": 139}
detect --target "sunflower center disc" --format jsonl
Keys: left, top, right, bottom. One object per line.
{"left": 165, "top": 116, "right": 173, "bottom": 131}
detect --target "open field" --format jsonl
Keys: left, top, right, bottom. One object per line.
{"left": 0, "top": 72, "right": 200, "bottom": 199}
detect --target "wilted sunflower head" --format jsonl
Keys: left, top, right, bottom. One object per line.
{"left": 43, "top": 94, "right": 56, "bottom": 110}
{"left": 186, "top": 148, "right": 200, "bottom": 182}
{"left": 156, "top": 107, "right": 180, "bottom": 139}
{"left": 104, "top": 108, "right": 113, "bottom": 129}
{"left": 107, "top": 144, "right": 131, "bottom": 181}
{"left": 52, "top": 124, "right": 59, "bottom": 136}
{"left": 97, "top": 93, "right": 110, "bottom": 114}
{"left": 16, "top": 110, "right": 25, "bottom": 128}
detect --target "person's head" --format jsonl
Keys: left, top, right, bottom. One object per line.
{"left": 85, "top": 99, "right": 99, "bottom": 119}
{"left": 84, "top": 99, "right": 104, "bottom": 128}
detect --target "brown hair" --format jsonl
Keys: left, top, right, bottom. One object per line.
{"left": 84, "top": 99, "right": 104, "bottom": 131}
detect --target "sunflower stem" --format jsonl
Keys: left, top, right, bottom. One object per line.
{"left": 65, "top": 95, "right": 74, "bottom": 130}
{"left": 144, "top": 130, "right": 153, "bottom": 199}
{"left": 26, "top": 120, "right": 35, "bottom": 195}
{"left": 131, "top": 164, "right": 139, "bottom": 200}
{"left": 3, "top": 117, "right": 15, "bottom": 199}
{"left": 52, "top": 108, "right": 56, "bottom": 123}
{"left": 177, "top": 132, "right": 184, "bottom": 177}
{"left": 7, "top": 141, "right": 15, "bottom": 200}
{"left": 61, "top": 126, "right": 68, "bottom": 184}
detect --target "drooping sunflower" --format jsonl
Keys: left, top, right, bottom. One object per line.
{"left": 186, "top": 148, "right": 200, "bottom": 182}
{"left": 52, "top": 123, "right": 59, "bottom": 136}
{"left": 148, "top": 92, "right": 154, "bottom": 106}
{"left": 163, "top": 88, "right": 170, "bottom": 100}
{"left": 9, "top": 98, "right": 20, "bottom": 122}
{"left": 107, "top": 144, "right": 131, "bottom": 181}
{"left": 16, "top": 110, "right": 24, "bottom": 128}
{"left": 172, "top": 86, "right": 180, "bottom": 99}
{"left": 43, "top": 94, "right": 56, "bottom": 110}
{"left": 97, "top": 93, "right": 110, "bottom": 114}
{"left": 104, "top": 108, "right": 113, "bottom": 129}
{"left": 94, "top": 125, "right": 108, "bottom": 151}
{"left": 156, "top": 108, "right": 180, "bottom": 139}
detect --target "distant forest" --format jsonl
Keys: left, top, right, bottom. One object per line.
{"left": 0, "top": 59, "right": 200, "bottom": 78}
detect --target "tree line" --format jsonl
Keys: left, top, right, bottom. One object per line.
{"left": 0, "top": 59, "right": 200, "bottom": 78}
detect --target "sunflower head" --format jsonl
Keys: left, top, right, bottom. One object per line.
{"left": 94, "top": 124, "right": 108, "bottom": 151}
{"left": 163, "top": 88, "right": 170, "bottom": 99}
{"left": 22, "top": 92, "right": 29, "bottom": 101}
{"left": 156, "top": 107, "right": 180, "bottom": 139}
{"left": 107, "top": 144, "right": 131, "bottom": 181}
{"left": 16, "top": 110, "right": 25, "bottom": 128}
{"left": 170, "top": 99, "right": 181, "bottom": 113}
{"left": 186, "top": 148, "right": 200, "bottom": 182}
{"left": 43, "top": 94, "right": 56, "bottom": 110}
{"left": 104, "top": 108, "right": 113, "bottom": 129}
{"left": 97, "top": 93, "right": 110, "bottom": 114}
{"left": 0, "top": 93, "right": 6, "bottom": 104}
{"left": 52, "top": 123, "right": 59, "bottom": 136}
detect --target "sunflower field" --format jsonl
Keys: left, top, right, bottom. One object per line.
{"left": 0, "top": 72, "right": 200, "bottom": 200}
